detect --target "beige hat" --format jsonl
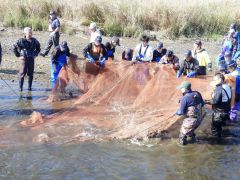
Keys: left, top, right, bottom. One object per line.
{"left": 24, "top": 27, "right": 32, "bottom": 33}
{"left": 89, "top": 22, "right": 97, "bottom": 30}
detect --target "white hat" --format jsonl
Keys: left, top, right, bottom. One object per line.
{"left": 24, "top": 27, "right": 32, "bottom": 33}
{"left": 89, "top": 22, "right": 97, "bottom": 30}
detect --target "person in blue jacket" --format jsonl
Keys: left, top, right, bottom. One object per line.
{"left": 176, "top": 81, "right": 205, "bottom": 145}
{"left": 105, "top": 36, "right": 120, "bottom": 60}
{"left": 177, "top": 50, "right": 199, "bottom": 78}
{"left": 50, "top": 41, "right": 70, "bottom": 88}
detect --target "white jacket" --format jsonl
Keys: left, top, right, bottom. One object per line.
{"left": 90, "top": 29, "right": 101, "bottom": 43}
{"left": 132, "top": 43, "right": 153, "bottom": 62}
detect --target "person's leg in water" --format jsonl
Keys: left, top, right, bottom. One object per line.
{"left": 27, "top": 57, "right": 35, "bottom": 91}
{"left": 51, "top": 62, "right": 62, "bottom": 93}
{"left": 19, "top": 57, "right": 28, "bottom": 91}
{"left": 211, "top": 112, "right": 223, "bottom": 139}
{"left": 179, "top": 117, "right": 199, "bottom": 145}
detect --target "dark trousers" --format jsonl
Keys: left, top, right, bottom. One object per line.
{"left": 19, "top": 57, "right": 34, "bottom": 90}
{"left": 211, "top": 111, "right": 228, "bottom": 138}
{"left": 42, "top": 32, "right": 60, "bottom": 55}
{"left": 198, "top": 66, "right": 207, "bottom": 75}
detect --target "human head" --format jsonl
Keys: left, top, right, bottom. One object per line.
{"left": 60, "top": 41, "right": 68, "bottom": 52}
{"left": 230, "top": 23, "right": 237, "bottom": 31}
{"left": 89, "top": 22, "right": 97, "bottom": 32}
{"left": 194, "top": 40, "right": 202, "bottom": 50}
{"left": 24, "top": 27, "right": 32, "bottom": 39}
{"left": 140, "top": 35, "right": 149, "bottom": 47}
{"left": 227, "top": 60, "right": 236, "bottom": 72}
{"left": 212, "top": 72, "right": 225, "bottom": 86}
{"left": 49, "top": 10, "right": 57, "bottom": 20}
{"left": 156, "top": 42, "right": 163, "bottom": 50}
{"left": 184, "top": 50, "right": 192, "bottom": 61}
{"left": 94, "top": 36, "right": 102, "bottom": 46}
{"left": 177, "top": 81, "right": 191, "bottom": 93}
{"left": 165, "top": 50, "right": 174, "bottom": 61}
{"left": 111, "top": 36, "right": 120, "bottom": 46}
{"left": 224, "top": 51, "right": 232, "bottom": 63}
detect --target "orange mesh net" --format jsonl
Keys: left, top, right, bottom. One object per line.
{"left": 0, "top": 58, "right": 213, "bottom": 145}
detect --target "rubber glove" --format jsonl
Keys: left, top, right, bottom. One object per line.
{"left": 207, "top": 63, "right": 212, "bottom": 71}
{"left": 186, "top": 71, "right": 196, "bottom": 78}
{"left": 99, "top": 57, "right": 106, "bottom": 66}
{"left": 176, "top": 71, "right": 182, "bottom": 78}
{"left": 87, "top": 54, "right": 95, "bottom": 64}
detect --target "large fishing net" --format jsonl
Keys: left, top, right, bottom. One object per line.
{"left": 0, "top": 56, "right": 212, "bottom": 146}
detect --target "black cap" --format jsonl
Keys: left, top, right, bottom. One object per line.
{"left": 95, "top": 36, "right": 102, "bottom": 44}
{"left": 184, "top": 50, "right": 192, "bottom": 57}
{"left": 166, "top": 50, "right": 173, "bottom": 57}
{"left": 194, "top": 40, "right": 202, "bottom": 47}
{"left": 140, "top": 35, "right": 149, "bottom": 42}
{"left": 157, "top": 42, "right": 163, "bottom": 49}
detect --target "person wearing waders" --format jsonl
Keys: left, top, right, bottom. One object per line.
{"left": 50, "top": 41, "right": 70, "bottom": 92}
{"left": 192, "top": 40, "right": 212, "bottom": 75}
{"left": 176, "top": 81, "right": 205, "bottom": 145}
{"left": 40, "top": 11, "right": 60, "bottom": 57}
{"left": 83, "top": 36, "right": 107, "bottom": 67}
{"left": 13, "top": 27, "right": 41, "bottom": 91}
{"left": 105, "top": 36, "right": 120, "bottom": 60}
{"left": 205, "top": 73, "right": 231, "bottom": 139}
{"left": 131, "top": 35, "right": 153, "bottom": 64}
{"left": 227, "top": 60, "right": 240, "bottom": 121}
{"left": 177, "top": 50, "right": 200, "bottom": 78}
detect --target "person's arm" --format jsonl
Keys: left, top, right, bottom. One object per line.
{"left": 34, "top": 39, "right": 41, "bottom": 57}
{"left": 132, "top": 44, "right": 140, "bottom": 63}
{"left": 101, "top": 44, "right": 108, "bottom": 59}
{"left": 13, "top": 40, "right": 20, "bottom": 57}
{"left": 173, "top": 56, "right": 180, "bottom": 70}
{"left": 83, "top": 44, "right": 91, "bottom": 58}
{"left": 210, "top": 87, "right": 222, "bottom": 105}
{"left": 203, "top": 51, "right": 212, "bottom": 70}
{"left": 177, "top": 60, "right": 185, "bottom": 78}
{"left": 176, "top": 96, "right": 187, "bottom": 115}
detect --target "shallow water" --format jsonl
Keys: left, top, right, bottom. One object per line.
{"left": 0, "top": 80, "right": 240, "bottom": 179}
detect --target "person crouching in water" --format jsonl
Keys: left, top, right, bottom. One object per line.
{"left": 205, "top": 73, "right": 231, "bottom": 139}
{"left": 176, "top": 81, "right": 205, "bottom": 145}
{"left": 105, "top": 36, "right": 120, "bottom": 60}
{"left": 13, "top": 27, "right": 41, "bottom": 91}
{"left": 193, "top": 40, "right": 212, "bottom": 75}
{"left": 177, "top": 50, "right": 199, "bottom": 78}
{"left": 83, "top": 36, "right": 107, "bottom": 67}
{"left": 50, "top": 41, "right": 70, "bottom": 93}
{"left": 159, "top": 50, "right": 180, "bottom": 71}
{"left": 132, "top": 35, "right": 153, "bottom": 64}
{"left": 152, "top": 42, "right": 167, "bottom": 62}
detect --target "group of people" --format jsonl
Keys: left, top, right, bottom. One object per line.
{"left": 4, "top": 10, "right": 240, "bottom": 145}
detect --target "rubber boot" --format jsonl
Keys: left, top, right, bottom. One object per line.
{"left": 28, "top": 76, "right": 33, "bottom": 91}
{"left": 188, "top": 133, "right": 196, "bottom": 144}
{"left": 19, "top": 78, "right": 24, "bottom": 91}
{"left": 179, "top": 132, "right": 187, "bottom": 145}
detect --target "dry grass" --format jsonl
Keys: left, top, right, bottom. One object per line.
{"left": 0, "top": 0, "right": 240, "bottom": 38}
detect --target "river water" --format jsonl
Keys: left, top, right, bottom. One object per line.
{"left": 0, "top": 81, "right": 240, "bottom": 179}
